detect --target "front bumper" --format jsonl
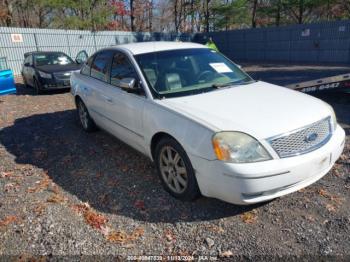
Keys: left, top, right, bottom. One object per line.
{"left": 38, "top": 76, "right": 71, "bottom": 90}
{"left": 190, "top": 125, "right": 346, "bottom": 205}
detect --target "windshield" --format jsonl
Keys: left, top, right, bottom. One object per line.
{"left": 135, "top": 48, "right": 253, "bottom": 98}
{"left": 34, "top": 53, "right": 74, "bottom": 66}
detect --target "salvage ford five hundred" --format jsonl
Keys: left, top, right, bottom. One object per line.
{"left": 70, "top": 42, "right": 345, "bottom": 205}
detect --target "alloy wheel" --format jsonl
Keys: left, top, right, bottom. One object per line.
{"left": 159, "top": 146, "right": 188, "bottom": 194}
{"left": 78, "top": 102, "right": 89, "bottom": 129}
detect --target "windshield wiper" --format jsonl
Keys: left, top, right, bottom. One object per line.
{"left": 212, "top": 79, "right": 256, "bottom": 89}
{"left": 211, "top": 80, "right": 244, "bottom": 89}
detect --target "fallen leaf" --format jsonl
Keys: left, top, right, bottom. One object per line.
{"left": 33, "top": 204, "right": 47, "bottom": 216}
{"left": 47, "top": 194, "right": 65, "bottom": 203}
{"left": 305, "top": 215, "right": 315, "bottom": 222}
{"left": 318, "top": 189, "right": 344, "bottom": 205}
{"left": 0, "top": 215, "right": 18, "bottom": 227}
{"left": 106, "top": 230, "right": 128, "bottom": 243}
{"left": 330, "top": 195, "right": 344, "bottom": 205}
{"left": 318, "top": 188, "right": 331, "bottom": 197}
{"left": 326, "top": 204, "right": 336, "bottom": 212}
{"left": 241, "top": 210, "right": 257, "bottom": 224}
{"left": 71, "top": 203, "right": 90, "bottom": 214}
{"left": 219, "top": 250, "right": 234, "bottom": 258}
{"left": 130, "top": 227, "right": 145, "bottom": 239}
{"left": 1, "top": 171, "right": 13, "bottom": 178}
{"left": 206, "top": 225, "right": 225, "bottom": 233}
{"left": 27, "top": 178, "right": 51, "bottom": 193}
{"left": 164, "top": 229, "right": 176, "bottom": 242}
{"left": 106, "top": 227, "right": 144, "bottom": 243}
{"left": 84, "top": 210, "right": 108, "bottom": 230}
{"left": 100, "top": 225, "right": 112, "bottom": 236}
{"left": 4, "top": 182, "right": 20, "bottom": 192}
{"left": 332, "top": 166, "right": 343, "bottom": 177}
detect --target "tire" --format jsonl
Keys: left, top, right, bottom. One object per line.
{"left": 33, "top": 78, "right": 42, "bottom": 95}
{"left": 76, "top": 99, "right": 97, "bottom": 132}
{"left": 154, "top": 137, "right": 200, "bottom": 201}
{"left": 22, "top": 75, "right": 29, "bottom": 88}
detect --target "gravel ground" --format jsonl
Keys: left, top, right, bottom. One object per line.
{"left": 0, "top": 75, "right": 349, "bottom": 260}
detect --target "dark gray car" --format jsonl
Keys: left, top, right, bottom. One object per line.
{"left": 21, "top": 51, "right": 87, "bottom": 94}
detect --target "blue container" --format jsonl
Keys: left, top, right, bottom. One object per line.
{"left": 0, "top": 57, "right": 16, "bottom": 95}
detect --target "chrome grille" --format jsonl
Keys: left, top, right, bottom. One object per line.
{"left": 54, "top": 72, "right": 71, "bottom": 80}
{"left": 267, "top": 117, "right": 332, "bottom": 158}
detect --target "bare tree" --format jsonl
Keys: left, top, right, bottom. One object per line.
{"left": 130, "top": 0, "right": 135, "bottom": 31}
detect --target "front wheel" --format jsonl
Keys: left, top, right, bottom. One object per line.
{"left": 154, "top": 137, "right": 200, "bottom": 201}
{"left": 33, "top": 79, "right": 42, "bottom": 95}
{"left": 76, "top": 99, "right": 97, "bottom": 132}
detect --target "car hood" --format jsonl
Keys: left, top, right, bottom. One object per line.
{"left": 36, "top": 64, "right": 81, "bottom": 73}
{"left": 157, "top": 81, "right": 332, "bottom": 139}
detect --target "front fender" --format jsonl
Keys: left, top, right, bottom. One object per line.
{"left": 143, "top": 101, "right": 216, "bottom": 161}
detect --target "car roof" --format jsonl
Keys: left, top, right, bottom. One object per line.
{"left": 111, "top": 41, "right": 208, "bottom": 55}
{"left": 24, "top": 51, "right": 67, "bottom": 58}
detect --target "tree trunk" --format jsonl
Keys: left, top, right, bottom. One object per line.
{"left": 298, "top": 0, "right": 304, "bottom": 24}
{"left": 148, "top": 0, "right": 153, "bottom": 32}
{"left": 251, "top": 0, "right": 258, "bottom": 28}
{"left": 276, "top": 0, "right": 281, "bottom": 26}
{"left": 205, "top": 0, "right": 210, "bottom": 32}
{"left": 130, "top": 0, "right": 135, "bottom": 31}
{"left": 174, "top": 0, "right": 179, "bottom": 32}
{"left": 190, "top": 0, "right": 194, "bottom": 33}
{"left": 4, "top": 0, "right": 13, "bottom": 26}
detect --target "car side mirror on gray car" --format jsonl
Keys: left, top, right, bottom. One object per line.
{"left": 119, "top": 78, "right": 137, "bottom": 91}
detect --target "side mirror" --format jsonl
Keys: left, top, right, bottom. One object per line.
{"left": 75, "top": 50, "right": 88, "bottom": 65}
{"left": 119, "top": 78, "right": 137, "bottom": 92}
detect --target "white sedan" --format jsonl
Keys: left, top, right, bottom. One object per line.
{"left": 70, "top": 42, "right": 345, "bottom": 205}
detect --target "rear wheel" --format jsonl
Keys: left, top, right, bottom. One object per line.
{"left": 76, "top": 99, "right": 97, "bottom": 132}
{"left": 154, "top": 137, "right": 200, "bottom": 201}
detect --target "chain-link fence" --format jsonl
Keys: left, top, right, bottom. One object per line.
{"left": 1, "top": 20, "right": 350, "bottom": 75}
{"left": 0, "top": 27, "right": 193, "bottom": 75}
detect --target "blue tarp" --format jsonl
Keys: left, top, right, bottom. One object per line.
{"left": 0, "top": 69, "right": 16, "bottom": 95}
{"left": 0, "top": 57, "right": 16, "bottom": 95}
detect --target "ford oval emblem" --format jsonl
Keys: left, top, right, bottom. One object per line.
{"left": 304, "top": 132, "right": 318, "bottom": 143}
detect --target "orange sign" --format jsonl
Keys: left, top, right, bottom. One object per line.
{"left": 10, "top": 34, "right": 23, "bottom": 43}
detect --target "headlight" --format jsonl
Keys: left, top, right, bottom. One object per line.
{"left": 212, "top": 132, "right": 272, "bottom": 163}
{"left": 38, "top": 71, "right": 52, "bottom": 79}
{"left": 329, "top": 107, "right": 337, "bottom": 131}
{"left": 324, "top": 103, "right": 337, "bottom": 131}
